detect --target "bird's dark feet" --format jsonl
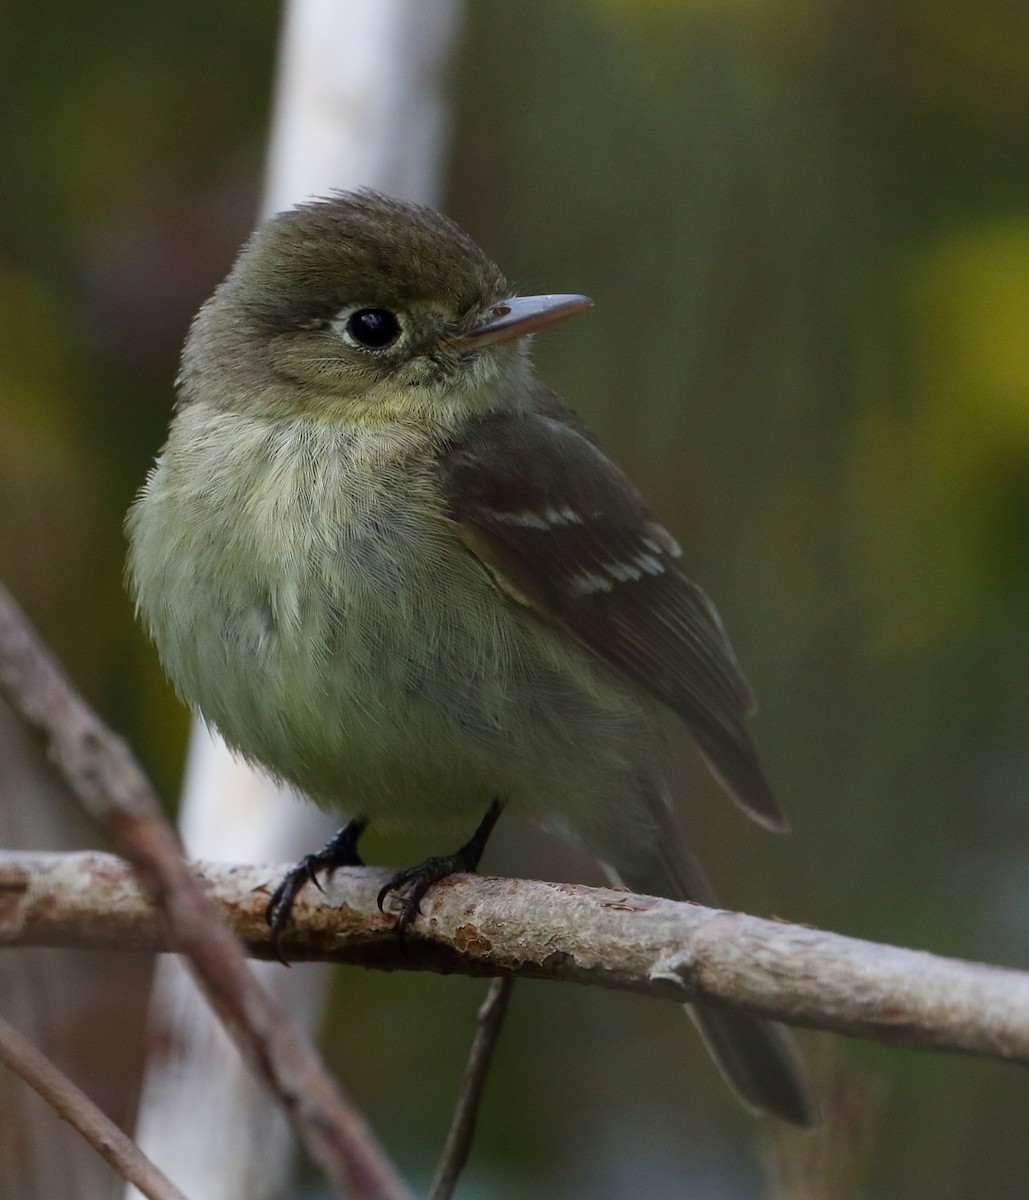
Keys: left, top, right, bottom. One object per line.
{"left": 266, "top": 817, "right": 367, "bottom": 961}
{"left": 377, "top": 799, "right": 504, "bottom": 939}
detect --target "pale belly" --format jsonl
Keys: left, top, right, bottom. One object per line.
{"left": 166, "top": 539, "right": 651, "bottom": 836}
{"left": 128, "top": 419, "right": 658, "bottom": 841}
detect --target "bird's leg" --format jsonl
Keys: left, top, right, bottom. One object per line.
{"left": 266, "top": 817, "right": 368, "bottom": 959}
{"left": 377, "top": 799, "right": 505, "bottom": 939}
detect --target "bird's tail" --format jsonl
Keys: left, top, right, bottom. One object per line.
{"left": 601, "top": 785, "right": 817, "bottom": 1129}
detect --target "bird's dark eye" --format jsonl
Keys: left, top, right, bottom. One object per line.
{"left": 344, "top": 308, "right": 401, "bottom": 349}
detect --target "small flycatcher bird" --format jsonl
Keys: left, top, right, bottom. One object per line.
{"left": 127, "top": 190, "right": 814, "bottom": 1128}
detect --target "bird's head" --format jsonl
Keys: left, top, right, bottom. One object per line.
{"left": 180, "top": 190, "right": 591, "bottom": 424}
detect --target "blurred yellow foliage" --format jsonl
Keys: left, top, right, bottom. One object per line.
{"left": 849, "top": 221, "right": 1029, "bottom": 654}
{"left": 920, "top": 221, "right": 1029, "bottom": 447}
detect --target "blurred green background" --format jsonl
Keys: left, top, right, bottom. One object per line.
{"left": 4, "top": 1, "right": 1029, "bottom": 1197}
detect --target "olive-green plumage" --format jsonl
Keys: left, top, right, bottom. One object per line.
{"left": 127, "top": 189, "right": 815, "bottom": 1128}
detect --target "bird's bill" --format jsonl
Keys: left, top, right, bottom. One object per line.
{"left": 454, "top": 293, "right": 593, "bottom": 347}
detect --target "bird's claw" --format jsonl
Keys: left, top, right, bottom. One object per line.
{"left": 377, "top": 855, "right": 461, "bottom": 939}
{"left": 263, "top": 819, "right": 367, "bottom": 962}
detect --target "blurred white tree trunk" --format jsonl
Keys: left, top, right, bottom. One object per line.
{"left": 126, "top": 4, "right": 462, "bottom": 1198}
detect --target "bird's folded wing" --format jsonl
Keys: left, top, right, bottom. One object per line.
{"left": 435, "top": 398, "right": 785, "bottom": 830}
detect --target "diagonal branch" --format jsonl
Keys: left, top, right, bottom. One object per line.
{"left": 0, "top": 1013, "right": 188, "bottom": 1200}
{"left": 429, "top": 977, "right": 515, "bottom": 1200}
{"left": 3, "top": 849, "right": 1029, "bottom": 1068}
{"left": 0, "top": 581, "right": 413, "bottom": 1200}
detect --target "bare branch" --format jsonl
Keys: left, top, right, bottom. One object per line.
{"left": 0, "top": 582, "right": 413, "bottom": 1200}
{"left": 4, "top": 850, "right": 1029, "bottom": 1068}
{"left": 0, "top": 1013, "right": 188, "bottom": 1200}
{"left": 430, "top": 977, "right": 515, "bottom": 1200}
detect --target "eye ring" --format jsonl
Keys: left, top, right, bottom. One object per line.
{"left": 341, "top": 307, "right": 402, "bottom": 350}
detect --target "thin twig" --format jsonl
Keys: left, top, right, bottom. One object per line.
{"left": 0, "top": 582, "right": 413, "bottom": 1200}
{"left": 5, "top": 850, "right": 1029, "bottom": 1069}
{"left": 0, "top": 1013, "right": 188, "bottom": 1200}
{"left": 429, "top": 977, "right": 515, "bottom": 1200}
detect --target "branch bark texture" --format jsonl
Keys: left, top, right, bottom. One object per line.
{"left": 0, "top": 581, "right": 413, "bottom": 1200}
{"left": 3, "top": 850, "right": 1029, "bottom": 1067}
